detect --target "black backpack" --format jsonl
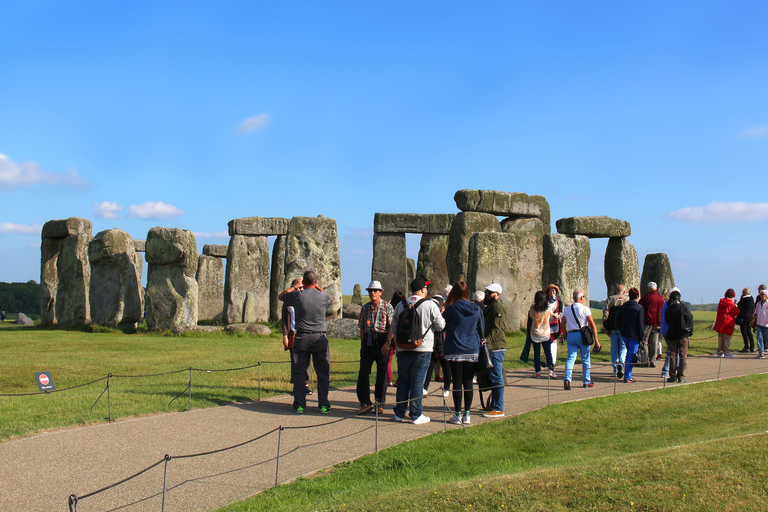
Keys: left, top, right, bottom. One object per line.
{"left": 395, "top": 298, "right": 429, "bottom": 349}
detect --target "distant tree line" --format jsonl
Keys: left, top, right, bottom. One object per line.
{"left": 0, "top": 281, "right": 40, "bottom": 314}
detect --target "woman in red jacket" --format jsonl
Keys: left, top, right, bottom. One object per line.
{"left": 714, "top": 288, "right": 741, "bottom": 357}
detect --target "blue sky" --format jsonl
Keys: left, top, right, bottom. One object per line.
{"left": 1, "top": 1, "right": 766, "bottom": 303}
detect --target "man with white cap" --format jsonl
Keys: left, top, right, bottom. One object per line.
{"left": 356, "top": 280, "right": 394, "bottom": 414}
{"left": 482, "top": 283, "right": 507, "bottom": 418}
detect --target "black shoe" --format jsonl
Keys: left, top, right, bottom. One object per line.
{"left": 739, "top": 347, "right": 750, "bottom": 353}
{"left": 649, "top": 362, "right": 656, "bottom": 368}
{"left": 564, "top": 380, "right": 571, "bottom": 390}
{"left": 616, "top": 367, "right": 623, "bottom": 379}
{"left": 666, "top": 377, "right": 677, "bottom": 383}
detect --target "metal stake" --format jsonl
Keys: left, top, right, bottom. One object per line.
{"left": 188, "top": 367, "right": 192, "bottom": 412}
{"left": 258, "top": 362, "right": 262, "bottom": 402}
{"left": 161, "top": 455, "right": 170, "bottom": 512}
{"left": 275, "top": 426, "right": 283, "bottom": 488}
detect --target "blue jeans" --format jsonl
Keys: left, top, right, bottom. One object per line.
{"left": 394, "top": 351, "right": 431, "bottom": 420}
{"left": 488, "top": 349, "right": 506, "bottom": 412}
{"left": 622, "top": 337, "right": 640, "bottom": 380}
{"left": 533, "top": 341, "right": 554, "bottom": 373}
{"left": 564, "top": 331, "right": 591, "bottom": 385}
{"left": 756, "top": 325, "right": 768, "bottom": 354}
{"left": 609, "top": 330, "right": 626, "bottom": 373}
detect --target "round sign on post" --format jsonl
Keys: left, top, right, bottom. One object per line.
{"left": 39, "top": 374, "right": 49, "bottom": 386}
{"left": 34, "top": 371, "right": 55, "bottom": 391}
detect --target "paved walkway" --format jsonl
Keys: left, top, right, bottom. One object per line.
{"left": 1, "top": 353, "right": 765, "bottom": 512}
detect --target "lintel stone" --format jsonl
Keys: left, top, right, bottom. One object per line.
{"left": 454, "top": 190, "right": 544, "bottom": 218}
{"left": 42, "top": 217, "right": 93, "bottom": 239}
{"left": 228, "top": 217, "right": 290, "bottom": 236}
{"left": 133, "top": 239, "right": 146, "bottom": 252}
{"left": 555, "top": 216, "right": 631, "bottom": 238}
{"left": 373, "top": 213, "right": 455, "bottom": 234}
{"left": 203, "top": 244, "right": 228, "bottom": 257}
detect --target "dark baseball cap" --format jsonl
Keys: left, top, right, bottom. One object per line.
{"left": 409, "top": 278, "right": 430, "bottom": 292}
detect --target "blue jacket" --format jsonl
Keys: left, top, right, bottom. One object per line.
{"left": 614, "top": 300, "right": 645, "bottom": 341}
{"left": 442, "top": 299, "right": 484, "bottom": 356}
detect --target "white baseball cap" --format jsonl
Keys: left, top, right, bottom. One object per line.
{"left": 484, "top": 283, "right": 503, "bottom": 294}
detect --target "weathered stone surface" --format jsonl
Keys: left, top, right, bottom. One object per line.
{"left": 55, "top": 233, "right": 92, "bottom": 326}
{"left": 467, "top": 232, "right": 520, "bottom": 330}
{"left": 224, "top": 323, "right": 272, "bottom": 336}
{"left": 352, "top": 284, "right": 363, "bottom": 305}
{"left": 454, "top": 190, "right": 547, "bottom": 219}
{"left": 447, "top": 212, "right": 501, "bottom": 284}
{"left": 133, "top": 252, "right": 145, "bottom": 315}
{"left": 371, "top": 232, "right": 407, "bottom": 300}
{"left": 133, "top": 239, "right": 146, "bottom": 253}
{"left": 542, "top": 234, "right": 590, "bottom": 306}
{"left": 195, "top": 254, "right": 224, "bottom": 321}
{"left": 641, "top": 253, "right": 675, "bottom": 296}
{"left": 40, "top": 237, "right": 62, "bottom": 325}
{"left": 343, "top": 302, "right": 362, "bottom": 320}
{"left": 407, "top": 258, "right": 416, "bottom": 282}
{"left": 503, "top": 218, "right": 545, "bottom": 329}
{"left": 145, "top": 228, "right": 198, "bottom": 331}
{"left": 41, "top": 217, "right": 92, "bottom": 239}
{"left": 228, "top": 217, "right": 289, "bottom": 236}
{"left": 604, "top": 237, "right": 640, "bottom": 297}
{"left": 89, "top": 229, "right": 142, "bottom": 329}
{"left": 556, "top": 216, "right": 631, "bottom": 238}
{"left": 224, "top": 235, "right": 270, "bottom": 324}
{"left": 203, "top": 244, "right": 228, "bottom": 258}
{"left": 373, "top": 213, "right": 455, "bottom": 234}
{"left": 417, "top": 234, "right": 449, "bottom": 297}
{"left": 283, "top": 216, "right": 342, "bottom": 319}
{"left": 16, "top": 313, "right": 33, "bottom": 325}
{"left": 326, "top": 318, "right": 359, "bottom": 339}
{"left": 243, "top": 292, "right": 259, "bottom": 324}
{"left": 269, "top": 235, "right": 287, "bottom": 323}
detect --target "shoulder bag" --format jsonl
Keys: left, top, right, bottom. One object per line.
{"left": 571, "top": 305, "right": 595, "bottom": 346}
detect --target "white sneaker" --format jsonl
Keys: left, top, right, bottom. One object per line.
{"left": 462, "top": 412, "right": 471, "bottom": 424}
{"left": 423, "top": 388, "right": 429, "bottom": 397}
{"left": 393, "top": 414, "right": 404, "bottom": 422}
{"left": 412, "top": 414, "right": 431, "bottom": 425}
{"left": 442, "top": 389, "right": 450, "bottom": 398}
{"left": 448, "top": 414, "right": 462, "bottom": 425}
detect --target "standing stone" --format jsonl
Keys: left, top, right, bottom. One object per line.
{"left": 243, "top": 291, "right": 259, "bottom": 324}
{"left": 502, "top": 217, "right": 545, "bottom": 329}
{"left": 55, "top": 232, "right": 92, "bottom": 326}
{"left": 641, "top": 253, "right": 675, "bottom": 296}
{"left": 407, "top": 258, "right": 416, "bottom": 282}
{"left": 542, "top": 234, "right": 590, "bottom": 306}
{"left": 133, "top": 252, "right": 145, "bottom": 316}
{"left": 16, "top": 313, "right": 34, "bottom": 326}
{"left": 352, "top": 284, "right": 363, "bottom": 305}
{"left": 40, "top": 237, "right": 62, "bottom": 325}
{"left": 447, "top": 212, "right": 501, "bottom": 284}
{"left": 604, "top": 237, "right": 640, "bottom": 297}
{"left": 269, "top": 235, "right": 286, "bottom": 323}
{"left": 89, "top": 228, "right": 142, "bottom": 329}
{"left": 371, "top": 232, "right": 407, "bottom": 300}
{"left": 196, "top": 254, "right": 224, "bottom": 321}
{"left": 283, "top": 216, "right": 342, "bottom": 319}
{"left": 145, "top": 227, "right": 198, "bottom": 331}
{"left": 417, "top": 234, "right": 449, "bottom": 298}
{"left": 224, "top": 235, "right": 270, "bottom": 324}
{"left": 467, "top": 232, "right": 520, "bottom": 330}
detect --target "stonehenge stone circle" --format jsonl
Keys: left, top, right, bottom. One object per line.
{"left": 604, "top": 237, "right": 640, "bottom": 297}
{"left": 40, "top": 217, "right": 93, "bottom": 326}
{"left": 269, "top": 235, "right": 287, "bottom": 323}
{"left": 447, "top": 212, "right": 501, "bottom": 284}
{"left": 224, "top": 234, "right": 270, "bottom": 324}
{"left": 88, "top": 228, "right": 142, "bottom": 329}
{"left": 467, "top": 232, "right": 520, "bottom": 330}
{"left": 641, "top": 253, "right": 675, "bottom": 296}
{"left": 227, "top": 217, "right": 289, "bottom": 236}
{"left": 196, "top": 254, "right": 224, "bottom": 321}
{"left": 417, "top": 234, "right": 450, "bottom": 297}
{"left": 373, "top": 213, "right": 455, "bottom": 234}
{"left": 202, "top": 244, "right": 228, "bottom": 258}
{"left": 556, "top": 216, "right": 631, "bottom": 238}
{"left": 454, "top": 189, "right": 551, "bottom": 230}
{"left": 352, "top": 283, "right": 363, "bottom": 305}
{"left": 542, "top": 234, "right": 591, "bottom": 306}
{"left": 502, "top": 217, "right": 545, "bottom": 328}
{"left": 371, "top": 232, "right": 407, "bottom": 299}
{"left": 283, "top": 216, "right": 342, "bottom": 319}
{"left": 145, "top": 227, "right": 199, "bottom": 331}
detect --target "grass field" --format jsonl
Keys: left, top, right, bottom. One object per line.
{"left": 218, "top": 374, "right": 768, "bottom": 512}
{"left": 0, "top": 309, "right": 725, "bottom": 441}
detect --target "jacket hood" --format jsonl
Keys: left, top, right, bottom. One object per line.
{"left": 449, "top": 299, "right": 480, "bottom": 317}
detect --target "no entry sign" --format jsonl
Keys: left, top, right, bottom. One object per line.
{"left": 34, "top": 371, "right": 55, "bottom": 392}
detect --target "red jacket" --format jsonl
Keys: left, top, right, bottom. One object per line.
{"left": 713, "top": 298, "right": 740, "bottom": 336}
{"left": 638, "top": 289, "right": 665, "bottom": 327}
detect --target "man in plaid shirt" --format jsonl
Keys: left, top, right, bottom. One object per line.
{"left": 356, "top": 280, "right": 394, "bottom": 414}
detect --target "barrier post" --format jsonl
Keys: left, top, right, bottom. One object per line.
{"left": 275, "top": 426, "right": 284, "bottom": 488}
{"left": 374, "top": 401, "right": 379, "bottom": 453}
{"left": 258, "top": 362, "right": 262, "bottom": 402}
{"left": 188, "top": 367, "right": 192, "bottom": 412}
{"left": 161, "top": 454, "right": 171, "bottom": 512}
{"left": 547, "top": 370, "right": 551, "bottom": 406}
{"left": 68, "top": 494, "right": 78, "bottom": 512}
{"left": 718, "top": 355, "right": 722, "bottom": 381}
{"left": 442, "top": 385, "right": 447, "bottom": 431}
{"left": 107, "top": 373, "right": 112, "bottom": 422}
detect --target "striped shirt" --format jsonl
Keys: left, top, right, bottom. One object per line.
{"left": 358, "top": 300, "right": 394, "bottom": 334}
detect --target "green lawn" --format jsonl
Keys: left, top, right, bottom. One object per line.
{"left": 219, "top": 374, "right": 768, "bottom": 512}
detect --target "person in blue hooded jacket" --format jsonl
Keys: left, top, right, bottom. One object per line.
{"left": 442, "top": 281, "right": 485, "bottom": 425}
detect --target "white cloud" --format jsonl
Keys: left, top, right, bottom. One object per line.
{"left": 193, "top": 231, "right": 229, "bottom": 239}
{"left": 669, "top": 201, "right": 768, "bottom": 222}
{"left": 93, "top": 201, "right": 124, "bottom": 219}
{"left": 0, "top": 222, "right": 42, "bottom": 234}
{"left": 235, "top": 113, "right": 270, "bottom": 135}
{"left": 0, "top": 153, "right": 84, "bottom": 187}
{"left": 739, "top": 126, "right": 768, "bottom": 140}
{"left": 128, "top": 201, "right": 186, "bottom": 221}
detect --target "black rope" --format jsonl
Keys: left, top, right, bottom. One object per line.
{"left": 281, "top": 417, "right": 347, "bottom": 430}
{"left": 192, "top": 363, "right": 261, "bottom": 372}
{"left": 0, "top": 375, "right": 108, "bottom": 397}
{"left": 173, "top": 427, "right": 280, "bottom": 459}
{"left": 110, "top": 368, "right": 190, "bottom": 378}
{"left": 76, "top": 458, "right": 166, "bottom": 501}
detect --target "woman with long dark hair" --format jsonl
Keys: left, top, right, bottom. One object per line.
{"left": 529, "top": 290, "right": 560, "bottom": 377}
{"left": 442, "top": 281, "right": 484, "bottom": 425}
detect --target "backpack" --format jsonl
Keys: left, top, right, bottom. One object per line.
{"left": 395, "top": 298, "right": 429, "bottom": 349}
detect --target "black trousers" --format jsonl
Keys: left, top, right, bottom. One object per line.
{"left": 292, "top": 333, "right": 330, "bottom": 409}
{"left": 356, "top": 332, "right": 389, "bottom": 406}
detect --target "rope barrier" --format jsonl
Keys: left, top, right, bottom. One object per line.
{"left": 0, "top": 375, "right": 108, "bottom": 397}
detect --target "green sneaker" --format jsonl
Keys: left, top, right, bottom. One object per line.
{"left": 294, "top": 406, "right": 304, "bottom": 414}
{"left": 320, "top": 406, "right": 331, "bottom": 414}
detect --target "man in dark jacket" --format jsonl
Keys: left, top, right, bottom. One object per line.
{"left": 482, "top": 283, "right": 507, "bottom": 419}
{"left": 664, "top": 290, "right": 693, "bottom": 383}
{"left": 639, "top": 282, "right": 665, "bottom": 367}
{"left": 614, "top": 287, "right": 645, "bottom": 383}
